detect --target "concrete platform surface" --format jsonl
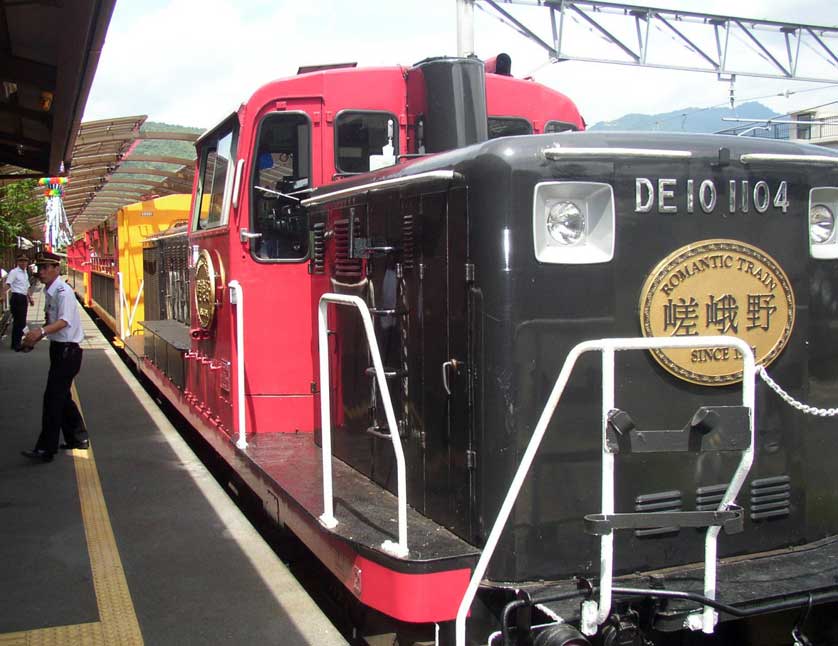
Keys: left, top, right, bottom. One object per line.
{"left": 0, "top": 287, "right": 347, "bottom": 645}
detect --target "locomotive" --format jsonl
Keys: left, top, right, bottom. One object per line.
{"left": 71, "top": 56, "right": 838, "bottom": 645}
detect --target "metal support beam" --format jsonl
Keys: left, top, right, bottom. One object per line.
{"left": 475, "top": 0, "right": 838, "bottom": 83}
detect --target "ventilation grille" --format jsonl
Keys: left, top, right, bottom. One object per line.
{"left": 696, "top": 483, "right": 727, "bottom": 511}
{"left": 334, "top": 217, "right": 363, "bottom": 279}
{"left": 634, "top": 490, "right": 681, "bottom": 537}
{"left": 402, "top": 212, "right": 415, "bottom": 269}
{"left": 750, "top": 475, "right": 791, "bottom": 521}
{"left": 311, "top": 222, "right": 325, "bottom": 274}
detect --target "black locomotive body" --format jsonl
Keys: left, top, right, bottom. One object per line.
{"left": 307, "top": 130, "right": 838, "bottom": 639}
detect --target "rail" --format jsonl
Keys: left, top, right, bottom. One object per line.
{"left": 228, "top": 280, "right": 247, "bottom": 449}
{"left": 317, "top": 293, "right": 408, "bottom": 558}
{"left": 116, "top": 273, "right": 144, "bottom": 340}
{"left": 454, "top": 336, "right": 755, "bottom": 646}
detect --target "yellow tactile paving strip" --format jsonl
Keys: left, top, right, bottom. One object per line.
{"left": 0, "top": 386, "right": 143, "bottom": 646}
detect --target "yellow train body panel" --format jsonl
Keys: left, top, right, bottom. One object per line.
{"left": 117, "top": 194, "right": 191, "bottom": 337}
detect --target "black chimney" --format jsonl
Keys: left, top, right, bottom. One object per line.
{"left": 407, "top": 57, "right": 488, "bottom": 154}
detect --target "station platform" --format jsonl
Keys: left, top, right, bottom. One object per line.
{"left": 0, "top": 286, "right": 346, "bottom": 645}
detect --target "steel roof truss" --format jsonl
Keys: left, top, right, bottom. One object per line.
{"left": 472, "top": 0, "right": 838, "bottom": 83}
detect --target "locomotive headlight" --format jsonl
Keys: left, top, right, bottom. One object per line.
{"left": 533, "top": 181, "right": 614, "bottom": 264}
{"left": 809, "top": 188, "right": 838, "bottom": 259}
{"left": 810, "top": 204, "right": 834, "bottom": 244}
{"left": 546, "top": 201, "right": 585, "bottom": 245}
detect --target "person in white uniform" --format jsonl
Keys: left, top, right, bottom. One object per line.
{"left": 2, "top": 253, "right": 34, "bottom": 350}
{"left": 21, "top": 252, "right": 89, "bottom": 463}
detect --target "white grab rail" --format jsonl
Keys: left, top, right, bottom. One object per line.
{"left": 317, "top": 293, "right": 409, "bottom": 558}
{"left": 126, "top": 278, "right": 144, "bottom": 334}
{"left": 117, "top": 271, "right": 126, "bottom": 340}
{"left": 455, "top": 336, "right": 755, "bottom": 646}
{"left": 228, "top": 280, "right": 247, "bottom": 450}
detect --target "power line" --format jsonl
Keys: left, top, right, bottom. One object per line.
{"left": 651, "top": 85, "right": 838, "bottom": 128}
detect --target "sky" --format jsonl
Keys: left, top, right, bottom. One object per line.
{"left": 83, "top": 0, "right": 838, "bottom": 130}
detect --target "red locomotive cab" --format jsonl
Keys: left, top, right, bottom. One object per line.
{"left": 185, "top": 66, "right": 411, "bottom": 441}
{"left": 483, "top": 53, "right": 584, "bottom": 136}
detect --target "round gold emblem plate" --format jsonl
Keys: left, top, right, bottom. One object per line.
{"left": 195, "top": 249, "right": 216, "bottom": 329}
{"left": 639, "top": 239, "right": 795, "bottom": 385}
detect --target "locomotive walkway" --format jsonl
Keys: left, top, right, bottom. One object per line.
{"left": 0, "top": 287, "right": 346, "bottom": 645}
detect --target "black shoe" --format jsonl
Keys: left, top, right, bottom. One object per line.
{"left": 21, "top": 449, "right": 54, "bottom": 463}
{"left": 60, "top": 440, "right": 89, "bottom": 450}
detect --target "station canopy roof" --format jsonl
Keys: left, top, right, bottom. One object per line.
{"left": 41, "top": 115, "right": 200, "bottom": 233}
{"left": 0, "top": 0, "right": 116, "bottom": 175}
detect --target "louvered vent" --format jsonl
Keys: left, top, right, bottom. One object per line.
{"left": 402, "top": 212, "right": 415, "bottom": 269}
{"left": 634, "top": 490, "right": 681, "bottom": 537}
{"left": 750, "top": 475, "right": 791, "bottom": 521}
{"left": 310, "top": 223, "right": 325, "bottom": 274}
{"left": 696, "top": 483, "right": 727, "bottom": 511}
{"left": 334, "top": 217, "right": 363, "bottom": 279}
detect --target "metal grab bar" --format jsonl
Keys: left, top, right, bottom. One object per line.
{"left": 127, "top": 279, "right": 144, "bottom": 335}
{"left": 228, "top": 281, "right": 247, "bottom": 450}
{"left": 117, "top": 271, "right": 126, "bottom": 339}
{"left": 455, "top": 336, "right": 755, "bottom": 646}
{"left": 317, "top": 293, "right": 409, "bottom": 558}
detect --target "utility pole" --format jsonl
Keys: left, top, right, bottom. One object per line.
{"left": 457, "top": 0, "right": 475, "bottom": 57}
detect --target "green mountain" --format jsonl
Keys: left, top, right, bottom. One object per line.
{"left": 134, "top": 120, "right": 203, "bottom": 161}
{"left": 589, "top": 101, "right": 778, "bottom": 134}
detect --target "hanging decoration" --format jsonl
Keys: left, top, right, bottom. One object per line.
{"left": 39, "top": 176, "right": 71, "bottom": 250}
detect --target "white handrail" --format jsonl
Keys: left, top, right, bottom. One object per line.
{"left": 117, "top": 271, "right": 127, "bottom": 340}
{"left": 228, "top": 280, "right": 247, "bottom": 450}
{"left": 455, "top": 336, "right": 755, "bottom": 646}
{"left": 127, "top": 278, "right": 144, "bottom": 333}
{"left": 317, "top": 292, "right": 408, "bottom": 558}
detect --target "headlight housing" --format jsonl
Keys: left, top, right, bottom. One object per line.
{"left": 809, "top": 188, "right": 838, "bottom": 258}
{"left": 533, "top": 181, "right": 615, "bottom": 264}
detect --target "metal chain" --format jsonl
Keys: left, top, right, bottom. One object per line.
{"left": 757, "top": 366, "right": 838, "bottom": 417}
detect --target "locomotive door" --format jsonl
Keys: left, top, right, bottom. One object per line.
{"left": 331, "top": 187, "right": 472, "bottom": 539}
{"left": 412, "top": 187, "right": 472, "bottom": 538}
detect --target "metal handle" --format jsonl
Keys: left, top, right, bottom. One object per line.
{"left": 442, "top": 359, "right": 458, "bottom": 396}
{"left": 239, "top": 228, "right": 262, "bottom": 243}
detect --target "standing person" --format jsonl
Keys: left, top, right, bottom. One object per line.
{"left": 21, "top": 252, "right": 89, "bottom": 463}
{"left": 2, "top": 253, "right": 34, "bottom": 351}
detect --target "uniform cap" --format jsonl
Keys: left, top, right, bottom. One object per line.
{"left": 35, "top": 251, "right": 61, "bottom": 266}
{"left": 15, "top": 253, "right": 28, "bottom": 262}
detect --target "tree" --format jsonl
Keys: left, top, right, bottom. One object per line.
{"left": 0, "top": 179, "right": 41, "bottom": 244}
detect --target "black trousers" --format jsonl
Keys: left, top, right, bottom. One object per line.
{"left": 9, "top": 292, "right": 27, "bottom": 350}
{"left": 34, "top": 342, "right": 88, "bottom": 454}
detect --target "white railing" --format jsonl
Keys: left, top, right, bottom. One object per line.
{"left": 228, "top": 280, "right": 247, "bottom": 450}
{"left": 117, "top": 271, "right": 125, "bottom": 339}
{"left": 117, "top": 272, "right": 144, "bottom": 340}
{"left": 455, "top": 336, "right": 755, "bottom": 646}
{"left": 317, "top": 293, "right": 408, "bottom": 558}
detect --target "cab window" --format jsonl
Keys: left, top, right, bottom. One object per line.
{"left": 194, "top": 128, "right": 235, "bottom": 230}
{"left": 335, "top": 111, "right": 397, "bottom": 173}
{"left": 250, "top": 112, "right": 311, "bottom": 261}
{"left": 544, "top": 120, "right": 579, "bottom": 133}
{"left": 488, "top": 117, "right": 532, "bottom": 139}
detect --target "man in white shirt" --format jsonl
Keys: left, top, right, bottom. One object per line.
{"left": 2, "top": 253, "right": 34, "bottom": 351}
{"left": 21, "top": 252, "right": 89, "bottom": 463}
